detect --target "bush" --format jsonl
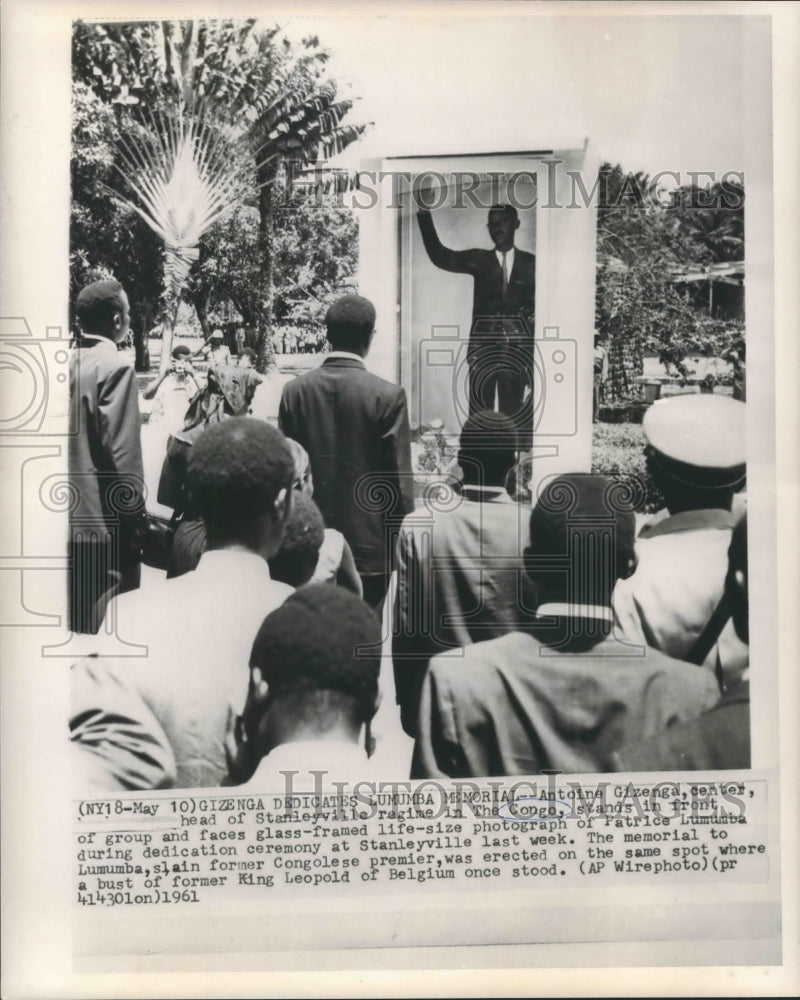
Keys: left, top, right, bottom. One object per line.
{"left": 591, "top": 422, "right": 664, "bottom": 513}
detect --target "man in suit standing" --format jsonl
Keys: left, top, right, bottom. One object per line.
{"left": 68, "top": 279, "right": 146, "bottom": 633}
{"left": 417, "top": 200, "right": 535, "bottom": 436}
{"left": 279, "top": 295, "right": 415, "bottom": 611}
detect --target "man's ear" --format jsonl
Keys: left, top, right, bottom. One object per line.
{"left": 622, "top": 552, "right": 638, "bottom": 580}
{"left": 513, "top": 217, "right": 520, "bottom": 231}
{"left": 274, "top": 487, "right": 291, "bottom": 525}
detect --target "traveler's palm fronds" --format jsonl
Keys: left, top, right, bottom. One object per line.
{"left": 107, "top": 104, "right": 242, "bottom": 306}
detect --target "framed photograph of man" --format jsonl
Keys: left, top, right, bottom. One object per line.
{"left": 358, "top": 148, "right": 597, "bottom": 497}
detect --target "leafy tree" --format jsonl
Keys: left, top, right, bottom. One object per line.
{"left": 595, "top": 164, "right": 745, "bottom": 403}
{"left": 186, "top": 187, "right": 358, "bottom": 347}
{"left": 668, "top": 178, "right": 744, "bottom": 263}
{"left": 71, "top": 18, "right": 367, "bottom": 373}
{"left": 70, "top": 79, "right": 163, "bottom": 367}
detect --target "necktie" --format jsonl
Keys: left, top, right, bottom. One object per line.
{"left": 501, "top": 252, "right": 509, "bottom": 294}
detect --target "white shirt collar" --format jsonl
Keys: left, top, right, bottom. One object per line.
{"left": 496, "top": 247, "right": 515, "bottom": 272}
{"left": 325, "top": 351, "right": 365, "bottom": 364}
{"left": 535, "top": 602, "right": 613, "bottom": 622}
{"left": 194, "top": 548, "right": 274, "bottom": 585}
{"left": 245, "top": 740, "right": 370, "bottom": 790}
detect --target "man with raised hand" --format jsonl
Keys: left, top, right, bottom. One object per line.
{"left": 417, "top": 196, "right": 535, "bottom": 432}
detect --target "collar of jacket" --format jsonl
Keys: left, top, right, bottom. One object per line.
{"left": 639, "top": 508, "right": 738, "bottom": 540}
{"left": 323, "top": 352, "right": 366, "bottom": 367}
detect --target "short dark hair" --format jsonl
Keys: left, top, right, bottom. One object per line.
{"left": 528, "top": 473, "right": 637, "bottom": 605}
{"left": 268, "top": 493, "right": 326, "bottom": 587}
{"left": 325, "top": 295, "right": 376, "bottom": 352}
{"left": 76, "top": 280, "right": 126, "bottom": 337}
{"left": 250, "top": 584, "right": 381, "bottom": 724}
{"left": 239, "top": 347, "right": 256, "bottom": 363}
{"left": 459, "top": 410, "right": 518, "bottom": 485}
{"left": 172, "top": 345, "right": 191, "bottom": 360}
{"left": 489, "top": 204, "right": 519, "bottom": 221}
{"left": 187, "top": 418, "right": 294, "bottom": 545}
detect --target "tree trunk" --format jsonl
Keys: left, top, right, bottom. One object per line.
{"left": 189, "top": 289, "right": 211, "bottom": 341}
{"left": 256, "top": 160, "right": 279, "bottom": 374}
{"left": 158, "top": 296, "right": 181, "bottom": 374}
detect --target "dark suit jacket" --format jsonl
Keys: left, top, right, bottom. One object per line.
{"left": 417, "top": 211, "right": 535, "bottom": 354}
{"left": 278, "top": 356, "right": 415, "bottom": 576}
{"left": 68, "top": 337, "right": 146, "bottom": 542}
{"left": 618, "top": 680, "right": 750, "bottom": 772}
{"left": 411, "top": 628, "right": 720, "bottom": 779}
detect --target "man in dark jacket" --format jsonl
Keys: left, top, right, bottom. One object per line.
{"left": 279, "top": 295, "right": 415, "bottom": 611}
{"left": 68, "top": 279, "right": 145, "bottom": 633}
{"left": 417, "top": 201, "right": 535, "bottom": 432}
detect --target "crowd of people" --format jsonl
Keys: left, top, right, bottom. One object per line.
{"left": 68, "top": 278, "right": 750, "bottom": 793}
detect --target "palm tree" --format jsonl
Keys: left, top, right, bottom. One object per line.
{"left": 108, "top": 102, "right": 244, "bottom": 370}
{"left": 246, "top": 61, "right": 367, "bottom": 368}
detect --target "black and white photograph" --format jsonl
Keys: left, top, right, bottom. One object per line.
{"left": 1, "top": 1, "right": 798, "bottom": 996}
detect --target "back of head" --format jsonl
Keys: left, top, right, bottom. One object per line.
{"left": 239, "top": 347, "right": 256, "bottom": 365}
{"left": 187, "top": 418, "right": 294, "bottom": 548}
{"left": 268, "top": 493, "right": 326, "bottom": 587}
{"left": 250, "top": 584, "right": 381, "bottom": 734}
{"left": 459, "top": 410, "right": 518, "bottom": 486}
{"left": 76, "top": 280, "right": 127, "bottom": 340}
{"left": 172, "top": 345, "right": 191, "bottom": 361}
{"left": 643, "top": 395, "right": 746, "bottom": 512}
{"left": 528, "top": 473, "right": 637, "bottom": 608}
{"left": 325, "top": 295, "right": 376, "bottom": 354}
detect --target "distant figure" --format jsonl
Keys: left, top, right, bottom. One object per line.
{"left": 392, "top": 411, "right": 529, "bottom": 735}
{"left": 227, "top": 585, "right": 382, "bottom": 789}
{"left": 618, "top": 515, "right": 750, "bottom": 771}
{"left": 412, "top": 474, "right": 720, "bottom": 778}
{"left": 417, "top": 198, "right": 535, "bottom": 433}
{"left": 141, "top": 344, "right": 200, "bottom": 434}
{"left": 68, "top": 279, "right": 146, "bottom": 633}
{"left": 235, "top": 326, "right": 246, "bottom": 357}
{"left": 195, "top": 328, "right": 230, "bottom": 365}
{"left": 612, "top": 394, "right": 748, "bottom": 685}
{"left": 93, "top": 418, "right": 296, "bottom": 787}
{"left": 279, "top": 295, "right": 415, "bottom": 611}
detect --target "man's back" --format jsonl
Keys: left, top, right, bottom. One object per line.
{"left": 69, "top": 339, "right": 144, "bottom": 529}
{"left": 412, "top": 629, "right": 721, "bottom": 778}
{"left": 393, "top": 488, "right": 531, "bottom": 731}
{"left": 100, "top": 550, "right": 293, "bottom": 787}
{"left": 612, "top": 509, "right": 748, "bottom": 679}
{"left": 279, "top": 357, "right": 414, "bottom": 576}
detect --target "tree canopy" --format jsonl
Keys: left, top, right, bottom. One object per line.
{"left": 595, "top": 163, "right": 745, "bottom": 402}
{"left": 71, "top": 18, "right": 367, "bottom": 370}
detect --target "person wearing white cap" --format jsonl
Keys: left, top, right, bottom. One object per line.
{"left": 612, "top": 393, "right": 748, "bottom": 685}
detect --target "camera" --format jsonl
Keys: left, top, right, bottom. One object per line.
{"left": 415, "top": 321, "right": 579, "bottom": 437}
{"left": 0, "top": 317, "right": 71, "bottom": 437}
